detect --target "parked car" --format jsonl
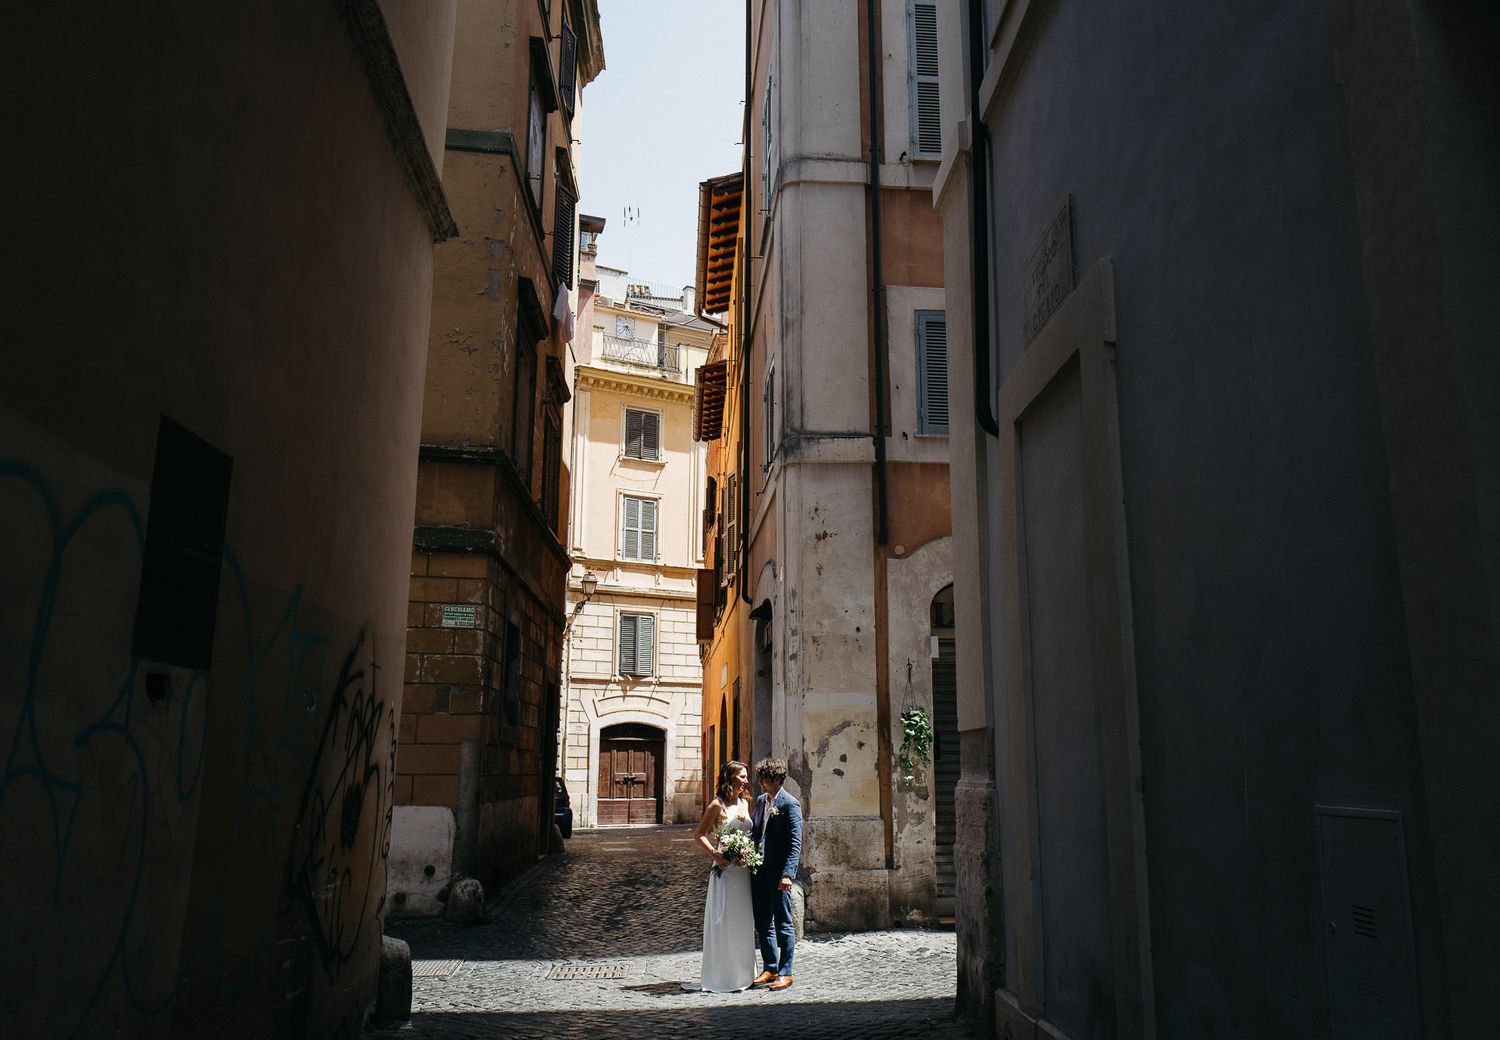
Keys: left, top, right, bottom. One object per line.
{"left": 553, "top": 776, "right": 573, "bottom": 839}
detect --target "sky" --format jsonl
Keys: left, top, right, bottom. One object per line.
{"left": 579, "top": 0, "right": 746, "bottom": 293}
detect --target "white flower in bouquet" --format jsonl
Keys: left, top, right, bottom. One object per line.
{"left": 713, "top": 825, "right": 764, "bottom": 877}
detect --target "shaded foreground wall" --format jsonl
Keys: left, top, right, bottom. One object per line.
{"left": 940, "top": 1, "right": 1500, "bottom": 1037}
{"left": 0, "top": 2, "right": 454, "bottom": 1035}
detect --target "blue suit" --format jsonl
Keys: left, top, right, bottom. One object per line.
{"left": 750, "top": 786, "right": 803, "bottom": 975}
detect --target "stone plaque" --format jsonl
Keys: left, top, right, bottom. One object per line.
{"left": 1023, "top": 198, "right": 1075, "bottom": 344}
{"left": 440, "top": 603, "right": 478, "bottom": 629}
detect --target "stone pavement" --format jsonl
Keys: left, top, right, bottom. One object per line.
{"left": 377, "top": 825, "right": 976, "bottom": 1039}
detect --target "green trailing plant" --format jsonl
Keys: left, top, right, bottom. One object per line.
{"left": 897, "top": 705, "right": 934, "bottom": 786}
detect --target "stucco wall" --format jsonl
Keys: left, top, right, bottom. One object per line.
{"left": 0, "top": 3, "right": 448, "bottom": 1035}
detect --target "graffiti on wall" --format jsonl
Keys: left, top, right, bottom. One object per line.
{"left": 0, "top": 458, "right": 396, "bottom": 1037}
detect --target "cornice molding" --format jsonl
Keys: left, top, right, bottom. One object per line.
{"left": 340, "top": 0, "right": 457, "bottom": 241}
{"left": 575, "top": 365, "right": 695, "bottom": 402}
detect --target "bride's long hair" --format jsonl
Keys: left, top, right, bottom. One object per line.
{"left": 716, "top": 760, "right": 748, "bottom": 804}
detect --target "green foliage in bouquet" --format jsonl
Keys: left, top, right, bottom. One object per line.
{"left": 897, "top": 705, "right": 934, "bottom": 786}
{"left": 713, "top": 824, "right": 764, "bottom": 876}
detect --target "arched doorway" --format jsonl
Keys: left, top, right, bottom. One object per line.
{"left": 931, "top": 585, "right": 958, "bottom": 914}
{"left": 598, "top": 722, "right": 665, "bottom": 825}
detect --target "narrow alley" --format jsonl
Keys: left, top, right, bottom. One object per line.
{"left": 381, "top": 827, "right": 972, "bottom": 1039}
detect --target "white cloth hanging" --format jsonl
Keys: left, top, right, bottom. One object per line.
{"left": 552, "top": 280, "right": 575, "bottom": 340}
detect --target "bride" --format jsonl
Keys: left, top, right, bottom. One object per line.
{"left": 690, "top": 760, "right": 756, "bottom": 992}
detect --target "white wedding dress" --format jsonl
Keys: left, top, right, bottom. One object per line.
{"left": 697, "top": 810, "right": 756, "bottom": 992}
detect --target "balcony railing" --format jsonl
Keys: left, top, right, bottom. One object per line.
{"left": 600, "top": 336, "right": 682, "bottom": 377}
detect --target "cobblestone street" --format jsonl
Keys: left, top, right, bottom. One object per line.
{"left": 379, "top": 826, "right": 975, "bottom": 1039}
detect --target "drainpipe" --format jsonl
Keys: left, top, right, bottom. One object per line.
{"left": 867, "top": 0, "right": 890, "bottom": 545}
{"left": 739, "top": 0, "right": 753, "bottom": 605}
{"left": 969, "top": 0, "right": 998, "bottom": 436}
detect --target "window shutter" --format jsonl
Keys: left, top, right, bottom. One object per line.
{"left": 622, "top": 496, "right": 641, "bottom": 559}
{"left": 640, "top": 499, "right": 658, "bottom": 561}
{"left": 720, "top": 471, "right": 732, "bottom": 573}
{"left": 910, "top": 1, "right": 941, "bottom": 157}
{"left": 618, "top": 614, "right": 638, "bottom": 673}
{"left": 559, "top": 19, "right": 578, "bottom": 118}
{"left": 764, "top": 369, "right": 775, "bottom": 468}
{"left": 642, "top": 411, "right": 660, "bottom": 460}
{"left": 636, "top": 614, "right": 655, "bottom": 675}
{"left": 552, "top": 179, "right": 577, "bottom": 289}
{"left": 917, "top": 310, "right": 950, "bottom": 434}
{"left": 625, "top": 409, "right": 644, "bottom": 459}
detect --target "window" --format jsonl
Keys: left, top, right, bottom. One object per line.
{"left": 527, "top": 77, "right": 546, "bottom": 205}
{"left": 542, "top": 412, "right": 562, "bottom": 531}
{"left": 624, "top": 408, "right": 661, "bottom": 461}
{"left": 553, "top": 161, "right": 577, "bottom": 288}
{"left": 720, "top": 472, "right": 738, "bottom": 584}
{"left": 763, "top": 368, "right": 776, "bottom": 469}
{"left": 910, "top": 1, "right": 941, "bottom": 157}
{"left": 621, "top": 495, "right": 658, "bottom": 562}
{"left": 916, "top": 309, "right": 949, "bottom": 434}
{"left": 618, "top": 612, "right": 656, "bottom": 675}
{"left": 558, "top": 11, "right": 577, "bottom": 119}
{"left": 512, "top": 339, "right": 537, "bottom": 479}
{"left": 762, "top": 74, "right": 774, "bottom": 209}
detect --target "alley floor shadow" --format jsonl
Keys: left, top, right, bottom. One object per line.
{"left": 387, "top": 996, "right": 970, "bottom": 1039}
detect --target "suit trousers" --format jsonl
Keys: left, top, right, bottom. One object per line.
{"left": 751, "top": 873, "right": 795, "bottom": 976}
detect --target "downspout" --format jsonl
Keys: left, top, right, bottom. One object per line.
{"left": 866, "top": 0, "right": 896, "bottom": 874}
{"left": 740, "top": 0, "right": 753, "bottom": 605}
{"left": 969, "top": 0, "right": 998, "bottom": 436}
{"left": 867, "top": 0, "right": 890, "bottom": 545}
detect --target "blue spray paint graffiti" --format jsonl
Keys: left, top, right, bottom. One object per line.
{"left": 0, "top": 460, "right": 396, "bottom": 1037}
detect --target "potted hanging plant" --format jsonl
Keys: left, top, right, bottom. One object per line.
{"left": 897, "top": 704, "right": 934, "bottom": 786}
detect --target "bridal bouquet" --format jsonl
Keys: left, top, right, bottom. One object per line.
{"left": 712, "top": 826, "right": 764, "bottom": 877}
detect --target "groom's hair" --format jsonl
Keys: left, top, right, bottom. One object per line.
{"left": 755, "top": 757, "right": 788, "bottom": 783}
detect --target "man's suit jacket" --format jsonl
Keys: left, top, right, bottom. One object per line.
{"left": 752, "top": 787, "right": 803, "bottom": 881}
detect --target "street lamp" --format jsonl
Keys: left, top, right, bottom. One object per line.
{"left": 580, "top": 570, "right": 599, "bottom": 600}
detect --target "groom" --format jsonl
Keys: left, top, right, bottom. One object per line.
{"left": 750, "top": 757, "right": 802, "bottom": 991}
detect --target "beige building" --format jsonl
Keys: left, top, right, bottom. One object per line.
{"left": 697, "top": 0, "right": 953, "bottom": 931}
{"left": 560, "top": 245, "right": 720, "bottom": 827}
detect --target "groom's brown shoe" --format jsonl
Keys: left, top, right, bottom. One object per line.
{"left": 751, "top": 971, "right": 778, "bottom": 988}
{"left": 769, "top": 975, "right": 795, "bottom": 991}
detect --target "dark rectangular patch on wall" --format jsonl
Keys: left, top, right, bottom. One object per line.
{"left": 132, "top": 416, "right": 233, "bottom": 670}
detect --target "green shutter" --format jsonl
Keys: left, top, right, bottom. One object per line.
{"left": 917, "top": 310, "right": 950, "bottom": 434}
{"left": 910, "top": 1, "right": 941, "bottom": 157}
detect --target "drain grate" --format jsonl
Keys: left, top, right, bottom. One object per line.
{"left": 547, "top": 963, "right": 630, "bottom": 981}
{"left": 412, "top": 959, "right": 463, "bottom": 979}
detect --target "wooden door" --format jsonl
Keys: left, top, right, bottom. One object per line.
{"left": 597, "top": 724, "right": 663, "bottom": 825}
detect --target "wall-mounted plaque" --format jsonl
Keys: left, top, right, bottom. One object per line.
{"left": 1023, "top": 197, "right": 1075, "bottom": 345}
{"left": 440, "top": 603, "right": 479, "bottom": 629}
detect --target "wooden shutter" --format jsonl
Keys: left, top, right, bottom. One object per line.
{"left": 641, "top": 411, "right": 660, "bottom": 460}
{"left": 725, "top": 472, "right": 739, "bottom": 576}
{"left": 910, "top": 1, "right": 941, "bottom": 157}
{"left": 618, "top": 613, "right": 637, "bottom": 673}
{"left": 542, "top": 414, "right": 562, "bottom": 530}
{"left": 917, "top": 310, "right": 950, "bottom": 434}
{"left": 622, "top": 496, "right": 641, "bottom": 559}
{"left": 625, "top": 409, "right": 643, "bottom": 459}
{"left": 636, "top": 614, "right": 655, "bottom": 675}
{"left": 559, "top": 19, "right": 578, "bottom": 117}
{"left": 697, "top": 569, "right": 716, "bottom": 640}
{"left": 639, "top": 498, "right": 658, "bottom": 561}
{"left": 552, "top": 179, "right": 577, "bottom": 288}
